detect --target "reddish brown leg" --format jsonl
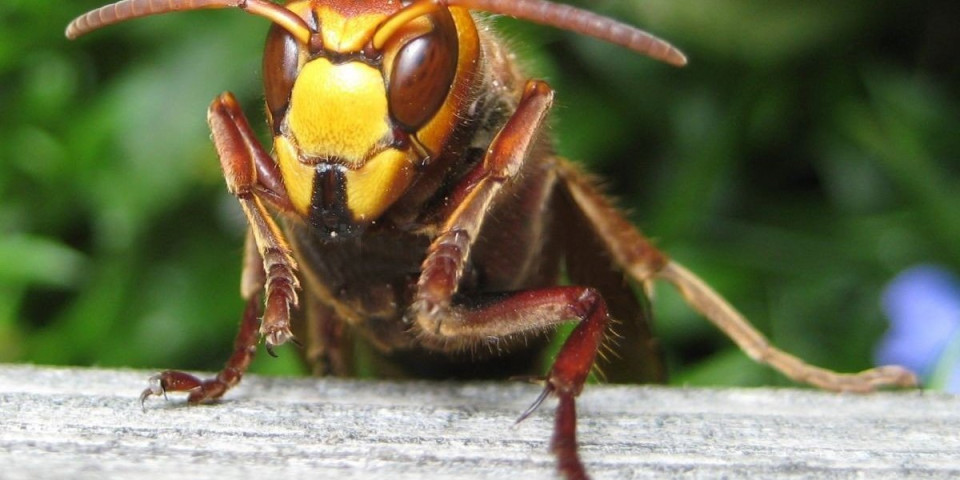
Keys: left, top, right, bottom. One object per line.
{"left": 141, "top": 92, "right": 300, "bottom": 406}
{"left": 418, "top": 287, "right": 606, "bottom": 480}
{"left": 412, "top": 80, "right": 598, "bottom": 479}
{"left": 302, "top": 293, "right": 352, "bottom": 377}
{"left": 140, "top": 293, "right": 262, "bottom": 406}
{"left": 553, "top": 394, "right": 584, "bottom": 480}
{"left": 555, "top": 160, "right": 918, "bottom": 392}
{"left": 208, "top": 92, "right": 300, "bottom": 353}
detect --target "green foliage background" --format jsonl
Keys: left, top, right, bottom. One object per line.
{"left": 1, "top": 1, "right": 958, "bottom": 386}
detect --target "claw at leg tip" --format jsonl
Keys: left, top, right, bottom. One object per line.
{"left": 516, "top": 384, "right": 553, "bottom": 425}
{"left": 263, "top": 327, "right": 300, "bottom": 357}
{"left": 139, "top": 378, "right": 165, "bottom": 412}
{"left": 139, "top": 390, "right": 151, "bottom": 412}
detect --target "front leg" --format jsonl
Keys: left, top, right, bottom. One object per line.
{"left": 141, "top": 93, "right": 300, "bottom": 405}
{"left": 412, "top": 80, "right": 599, "bottom": 480}
{"left": 208, "top": 92, "right": 300, "bottom": 353}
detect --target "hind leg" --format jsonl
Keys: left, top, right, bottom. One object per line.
{"left": 555, "top": 160, "right": 917, "bottom": 392}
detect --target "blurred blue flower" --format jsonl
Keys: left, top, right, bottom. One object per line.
{"left": 876, "top": 265, "right": 960, "bottom": 393}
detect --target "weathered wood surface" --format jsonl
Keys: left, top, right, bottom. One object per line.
{"left": 1, "top": 364, "right": 957, "bottom": 479}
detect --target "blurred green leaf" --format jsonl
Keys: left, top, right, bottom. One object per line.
{"left": 0, "top": 236, "right": 85, "bottom": 287}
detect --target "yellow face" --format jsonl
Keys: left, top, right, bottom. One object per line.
{"left": 277, "top": 57, "right": 413, "bottom": 223}
{"left": 287, "top": 59, "right": 390, "bottom": 166}
{"left": 265, "top": 1, "right": 480, "bottom": 234}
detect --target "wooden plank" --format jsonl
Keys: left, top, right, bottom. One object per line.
{"left": 0, "top": 364, "right": 957, "bottom": 479}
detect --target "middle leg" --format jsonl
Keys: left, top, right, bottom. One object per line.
{"left": 411, "top": 80, "right": 599, "bottom": 480}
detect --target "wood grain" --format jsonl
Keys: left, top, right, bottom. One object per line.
{"left": 1, "top": 364, "right": 957, "bottom": 479}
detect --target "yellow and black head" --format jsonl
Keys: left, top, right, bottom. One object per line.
{"left": 260, "top": 0, "right": 480, "bottom": 238}
{"left": 66, "top": 0, "right": 685, "bottom": 238}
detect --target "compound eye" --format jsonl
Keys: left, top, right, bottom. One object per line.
{"left": 263, "top": 23, "right": 302, "bottom": 134}
{"left": 386, "top": 9, "right": 458, "bottom": 133}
